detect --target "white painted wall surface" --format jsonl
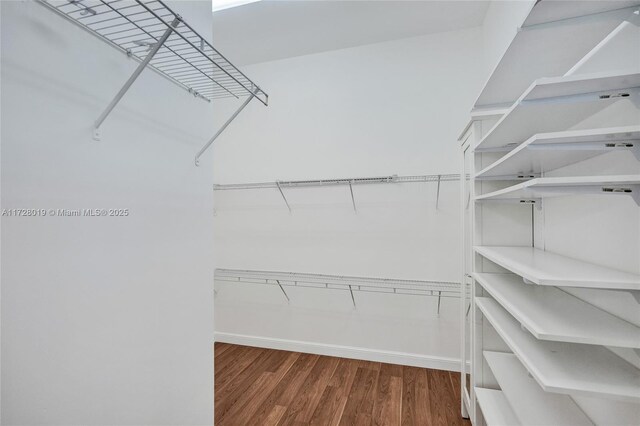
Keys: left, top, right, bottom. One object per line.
{"left": 1, "top": 1, "right": 214, "bottom": 424}
{"left": 481, "top": 0, "right": 535, "bottom": 80}
{"left": 212, "top": 27, "right": 485, "bottom": 369}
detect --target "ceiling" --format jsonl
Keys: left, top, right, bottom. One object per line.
{"left": 213, "top": 0, "right": 491, "bottom": 66}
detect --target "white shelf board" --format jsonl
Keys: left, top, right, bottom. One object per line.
{"left": 475, "top": 126, "right": 640, "bottom": 179}
{"left": 475, "top": 175, "right": 640, "bottom": 204}
{"left": 476, "top": 71, "right": 640, "bottom": 150}
{"left": 474, "top": 273, "right": 640, "bottom": 348}
{"left": 474, "top": 388, "right": 520, "bottom": 426}
{"left": 483, "top": 351, "right": 592, "bottom": 426}
{"left": 474, "top": 2, "right": 640, "bottom": 108}
{"left": 474, "top": 246, "right": 640, "bottom": 291}
{"left": 477, "top": 297, "right": 640, "bottom": 402}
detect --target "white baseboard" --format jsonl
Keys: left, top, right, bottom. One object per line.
{"left": 215, "top": 332, "right": 461, "bottom": 372}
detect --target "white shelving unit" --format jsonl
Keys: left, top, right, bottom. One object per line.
{"left": 474, "top": 2, "right": 640, "bottom": 109}
{"left": 474, "top": 273, "right": 640, "bottom": 347}
{"left": 475, "top": 126, "right": 640, "bottom": 179}
{"left": 474, "top": 246, "right": 640, "bottom": 290}
{"left": 477, "top": 297, "right": 640, "bottom": 402}
{"left": 474, "top": 388, "right": 520, "bottom": 426}
{"left": 476, "top": 71, "right": 640, "bottom": 151}
{"left": 459, "top": 3, "right": 640, "bottom": 424}
{"left": 483, "top": 351, "right": 593, "bottom": 425}
{"left": 475, "top": 175, "right": 640, "bottom": 205}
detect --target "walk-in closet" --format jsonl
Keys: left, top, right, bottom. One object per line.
{"left": 1, "top": 1, "right": 638, "bottom": 425}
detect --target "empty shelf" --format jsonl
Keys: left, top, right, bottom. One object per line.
{"left": 475, "top": 126, "right": 640, "bottom": 179}
{"left": 474, "top": 246, "right": 640, "bottom": 290}
{"left": 215, "top": 268, "right": 461, "bottom": 298}
{"left": 474, "top": 388, "right": 520, "bottom": 426}
{"left": 474, "top": 273, "right": 640, "bottom": 348}
{"left": 474, "top": 175, "right": 640, "bottom": 204}
{"left": 477, "top": 297, "right": 640, "bottom": 402}
{"left": 474, "top": 2, "right": 640, "bottom": 108}
{"left": 483, "top": 351, "right": 592, "bottom": 426}
{"left": 213, "top": 173, "right": 459, "bottom": 190}
{"left": 476, "top": 71, "right": 640, "bottom": 150}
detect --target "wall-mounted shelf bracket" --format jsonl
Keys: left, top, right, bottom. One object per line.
{"left": 276, "top": 181, "right": 292, "bottom": 214}
{"left": 435, "top": 175, "right": 442, "bottom": 209}
{"left": 93, "top": 16, "right": 181, "bottom": 141}
{"left": 276, "top": 280, "right": 290, "bottom": 303}
{"left": 476, "top": 173, "right": 541, "bottom": 181}
{"left": 522, "top": 199, "right": 543, "bottom": 211}
{"left": 349, "top": 285, "right": 356, "bottom": 308}
{"left": 349, "top": 182, "right": 357, "bottom": 213}
{"left": 194, "top": 87, "right": 259, "bottom": 166}
{"left": 476, "top": 198, "right": 543, "bottom": 209}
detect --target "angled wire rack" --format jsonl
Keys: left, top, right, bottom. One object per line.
{"left": 213, "top": 174, "right": 460, "bottom": 190}
{"left": 213, "top": 173, "right": 461, "bottom": 213}
{"left": 38, "top": 0, "right": 268, "bottom": 164}
{"left": 215, "top": 268, "right": 464, "bottom": 313}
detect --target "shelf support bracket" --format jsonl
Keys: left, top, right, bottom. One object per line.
{"left": 93, "top": 16, "right": 181, "bottom": 141}
{"left": 349, "top": 285, "right": 356, "bottom": 308}
{"left": 276, "top": 181, "right": 292, "bottom": 214}
{"left": 276, "top": 280, "right": 290, "bottom": 303}
{"left": 349, "top": 182, "right": 357, "bottom": 213}
{"left": 435, "top": 174, "right": 442, "bottom": 210}
{"left": 194, "top": 88, "right": 258, "bottom": 166}
{"left": 437, "top": 290, "right": 442, "bottom": 315}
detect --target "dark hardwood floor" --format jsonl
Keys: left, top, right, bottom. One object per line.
{"left": 215, "top": 343, "right": 471, "bottom": 426}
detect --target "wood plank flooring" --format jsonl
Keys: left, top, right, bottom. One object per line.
{"left": 215, "top": 343, "right": 471, "bottom": 426}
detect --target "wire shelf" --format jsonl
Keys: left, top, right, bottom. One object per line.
{"left": 213, "top": 174, "right": 461, "bottom": 190}
{"left": 215, "top": 268, "right": 463, "bottom": 299}
{"left": 40, "top": 0, "right": 268, "bottom": 105}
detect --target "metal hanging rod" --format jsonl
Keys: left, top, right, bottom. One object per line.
{"left": 214, "top": 173, "right": 460, "bottom": 213}
{"left": 38, "top": 0, "right": 268, "bottom": 163}
{"left": 215, "top": 268, "right": 463, "bottom": 313}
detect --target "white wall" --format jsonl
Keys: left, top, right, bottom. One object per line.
{"left": 1, "top": 1, "right": 214, "bottom": 424}
{"left": 212, "top": 26, "right": 485, "bottom": 369}
{"left": 481, "top": 0, "right": 535, "bottom": 80}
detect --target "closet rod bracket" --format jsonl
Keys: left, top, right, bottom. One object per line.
{"left": 195, "top": 87, "right": 259, "bottom": 166}
{"left": 92, "top": 16, "right": 182, "bottom": 141}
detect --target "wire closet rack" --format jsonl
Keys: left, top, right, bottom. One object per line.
{"left": 215, "top": 268, "right": 464, "bottom": 313}
{"left": 214, "top": 173, "right": 461, "bottom": 212}
{"left": 38, "top": 0, "right": 267, "bottom": 164}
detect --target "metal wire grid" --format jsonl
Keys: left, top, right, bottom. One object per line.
{"left": 215, "top": 268, "right": 462, "bottom": 298}
{"left": 213, "top": 174, "right": 461, "bottom": 190}
{"left": 40, "top": 0, "right": 268, "bottom": 104}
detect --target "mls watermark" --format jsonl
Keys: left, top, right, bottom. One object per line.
{"left": 1, "top": 208, "right": 130, "bottom": 217}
